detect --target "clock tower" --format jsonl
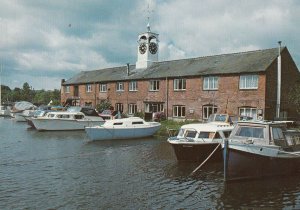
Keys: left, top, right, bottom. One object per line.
{"left": 136, "top": 23, "right": 159, "bottom": 69}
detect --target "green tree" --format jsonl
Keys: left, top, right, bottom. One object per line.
{"left": 1, "top": 85, "right": 12, "bottom": 102}
{"left": 22, "top": 82, "right": 32, "bottom": 101}
{"left": 32, "top": 89, "right": 61, "bottom": 106}
{"left": 12, "top": 87, "right": 22, "bottom": 102}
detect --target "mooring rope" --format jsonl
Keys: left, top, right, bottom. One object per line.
{"left": 190, "top": 143, "right": 221, "bottom": 176}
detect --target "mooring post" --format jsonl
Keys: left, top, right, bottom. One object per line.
{"left": 223, "top": 139, "right": 229, "bottom": 181}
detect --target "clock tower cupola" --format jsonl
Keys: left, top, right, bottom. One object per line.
{"left": 136, "top": 22, "right": 159, "bottom": 69}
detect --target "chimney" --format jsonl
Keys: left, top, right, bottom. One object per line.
{"left": 276, "top": 41, "right": 282, "bottom": 119}
{"left": 61, "top": 79, "right": 65, "bottom": 85}
{"left": 126, "top": 63, "right": 130, "bottom": 76}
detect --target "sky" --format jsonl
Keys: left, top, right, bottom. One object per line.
{"left": 0, "top": 0, "right": 299, "bottom": 90}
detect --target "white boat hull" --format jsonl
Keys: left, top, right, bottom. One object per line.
{"left": 85, "top": 123, "right": 160, "bottom": 141}
{"left": 31, "top": 118, "right": 104, "bottom": 131}
{"left": 0, "top": 109, "right": 10, "bottom": 117}
{"left": 14, "top": 112, "right": 27, "bottom": 122}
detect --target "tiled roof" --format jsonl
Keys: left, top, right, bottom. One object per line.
{"left": 63, "top": 47, "right": 282, "bottom": 85}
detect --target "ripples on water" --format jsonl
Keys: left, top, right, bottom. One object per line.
{"left": 0, "top": 118, "right": 300, "bottom": 209}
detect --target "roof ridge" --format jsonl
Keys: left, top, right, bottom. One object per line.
{"left": 153, "top": 47, "right": 280, "bottom": 65}
{"left": 81, "top": 63, "right": 137, "bottom": 73}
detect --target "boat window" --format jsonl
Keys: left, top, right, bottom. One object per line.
{"left": 58, "top": 114, "right": 70, "bottom": 119}
{"left": 214, "top": 132, "right": 221, "bottom": 139}
{"left": 178, "top": 129, "right": 184, "bottom": 137}
{"left": 272, "top": 127, "right": 284, "bottom": 140}
{"left": 284, "top": 131, "right": 300, "bottom": 146}
{"left": 236, "top": 126, "right": 264, "bottom": 138}
{"left": 272, "top": 127, "right": 288, "bottom": 147}
{"left": 223, "top": 131, "right": 231, "bottom": 138}
{"left": 113, "top": 122, "right": 123, "bottom": 125}
{"left": 48, "top": 114, "right": 55, "bottom": 118}
{"left": 185, "top": 130, "right": 197, "bottom": 138}
{"left": 215, "top": 115, "right": 227, "bottom": 122}
{"left": 74, "top": 115, "right": 84, "bottom": 119}
{"left": 198, "top": 132, "right": 210, "bottom": 138}
{"left": 132, "top": 121, "right": 144, "bottom": 125}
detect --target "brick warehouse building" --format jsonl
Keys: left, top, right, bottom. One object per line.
{"left": 61, "top": 26, "right": 300, "bottom": 121}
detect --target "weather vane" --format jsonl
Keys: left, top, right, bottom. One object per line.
{"left": 144, "top": 3, "right": 154, "bottom": 32}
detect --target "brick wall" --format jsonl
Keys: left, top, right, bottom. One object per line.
{"left": 265, "top": 48, "right": 300, "bottom": 120}
{"left": 61, "top": 49, "right": 300, "bottom": 120}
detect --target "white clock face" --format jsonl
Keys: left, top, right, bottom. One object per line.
{"left": 139, "top": 43, "right": 147, "bottom": 54}
{"left": 149, "top": 42, "right": 158, "bottom": 54}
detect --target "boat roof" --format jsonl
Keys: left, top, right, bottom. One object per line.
{"left": 105, "top": 117, "right": 144, "bottom": 123}
{"left": 236, "top": 120, "right": 287, "bottom": 126}
{"left": 181, "top": 122, "right": 233, "bottom": 132}
{"left": 47, "top": 111, "right": 84, "bottom": 115}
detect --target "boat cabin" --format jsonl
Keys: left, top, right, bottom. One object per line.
{"left": 230, "top": 121, "right": 300, "bottom": 150}
{"left": 176, "top": 123, "right": 233, "bottom": 142}
{"left": 104, "top": 117, "right": 146, "bottom": 127}
{"left": 45, "top": 112, "right": 85, "bottom": 120}
{"left": 207, "top": 114, "right": 233, "bottom": 125}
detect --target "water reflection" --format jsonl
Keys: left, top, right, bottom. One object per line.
{"left": 1, "top": 119, "right": 300, "bottom": 209}
{"left": 219, "top": 176, "right": 300, "bottom": 209}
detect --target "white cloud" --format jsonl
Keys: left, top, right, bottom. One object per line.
{"left": 156, "top": 0, "right": 300, "bottom": 58}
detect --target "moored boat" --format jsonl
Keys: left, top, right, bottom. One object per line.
{"left": 31, "top": 111, "right": 104, "bottom": 131}
{"left": 0, "top": 105, "right": 10, "bottom": 117}
{"left": 11, "top": 101, "right": 37, "bottom": 122}
{"left": 223, "top": 121, "right": 300, "bottom": 182}
{"left": 168, "top": 114, "right": 234, "bottom": 162}
{"left": 85, "top": 117, "right": 161, "bottom": 141}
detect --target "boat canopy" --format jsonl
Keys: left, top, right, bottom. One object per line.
{"left": 14, "top": 101, "right": 36, "bottom": 111}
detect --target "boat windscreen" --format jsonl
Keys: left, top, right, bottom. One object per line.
{"left": 186, "top": 130, "right": 197, "bottom": 138}
{"left": 198, "top": 132, "right": 210, "bottom": 138}
{"left": 67, "top": 106, "right": 81, "bottom": 112}
{"left": 236, "top": 126, "right": 264, "bottom": 138}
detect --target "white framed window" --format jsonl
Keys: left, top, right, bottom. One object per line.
{"left": 203, "top": 105, "right": 218, "bottom": 120}
{"left": 173, "top": 105, "right": 186, "bottom": 117}
{"left": 116, "top": 82, "right": 124, "bottom": 91}
{"left": 239, "top": 107, "right": 257, "bottom": 120}
{"left": 65, "top": 86, "right": 70, "bottom": 93}
{"left": 115, "top": 103, "right": 123, "bottom": 112}
{"left": 173, "top": 79, "right": 186, "bottom": 91}
{"left": 203, "top": 76, "right": 218, "bottom": 90}
{"left": 240, "top": 75, "right": 258, "bottom": 89}
{"left": 86, "top": 84, "right": 92, "bottom": 92}
{"left": 129, "top": 81, "right": 138, "bottom": 91}
{"left": 99, "top": 83, "right": 107, "bottom": 92}
{"left": 149, "top": 80, "right": 160, "bottom": 91}
{"left": 128, "top": 104, "right": 137, "bottom": 115}
{"left": 145, "top": 103, "right": 164, "bottom": 113}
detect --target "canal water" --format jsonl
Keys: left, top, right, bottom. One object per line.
{"left": 1, "top": 118, "right": 300, "bottom": 209}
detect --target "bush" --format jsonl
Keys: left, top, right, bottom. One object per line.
{"left": 134, "top": 112, "right": 144, "bottom": 118}
{"left": 96, "top": 99, "right": 112, "bottom": 113}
